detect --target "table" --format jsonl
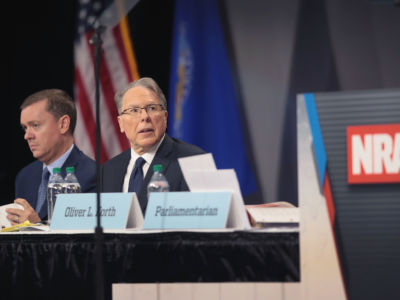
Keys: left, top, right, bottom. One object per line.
{"left": 0, "top": 230, "right": 299, "bottom": 300}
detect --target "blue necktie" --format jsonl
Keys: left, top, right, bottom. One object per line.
{"left": 36, "top": 168, "right": 50, "bottom": 218}
{"left": 128, "top": 157, "right": 146, "bottom": 194}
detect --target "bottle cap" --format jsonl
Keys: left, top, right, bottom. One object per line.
{"left": 153, "top": 164, "right": 163, "bottom": 172}
{"left": 66, "top": 166, "right": 75, "bottom": 173}
{"left": 53, "top": 167, "right": 61, "bottom": 173}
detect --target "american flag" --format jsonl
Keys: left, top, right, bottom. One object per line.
{"left": 74, "top": 0, "right": 139, "bottom": 162}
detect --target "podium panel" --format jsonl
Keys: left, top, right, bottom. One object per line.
{"left": 299, "top": 89, "right": 400, "bottom": 300}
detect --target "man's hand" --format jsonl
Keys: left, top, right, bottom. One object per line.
{"left": 6, "top": 198, "right": 41, "bottom": 225}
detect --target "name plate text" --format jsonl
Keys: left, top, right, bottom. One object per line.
{"left": 143, "top": 192, "right": 232, "bottom": 229}
{"left": 50, "top": 193, "right": 136, "bottom": 230}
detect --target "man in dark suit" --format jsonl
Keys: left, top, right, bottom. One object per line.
{"left": 7, "top": 89, "right": 96, "bottom": 225}
{"left": 102, "top": 77, "right": 205, "bottom": 213}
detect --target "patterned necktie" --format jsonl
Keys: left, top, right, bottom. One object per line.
{"left": 128, "top": 157, "right": 146, "bottom": 194}
{"left": 36, "top": 168, "right": 50, "bottom": 217}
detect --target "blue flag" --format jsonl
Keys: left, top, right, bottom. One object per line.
{"left": 168, "top": 0, "right": 258, "bottom": 196}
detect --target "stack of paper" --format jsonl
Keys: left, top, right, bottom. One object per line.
{"left": 246, "top": 205, "right": 299, "bottom": 228}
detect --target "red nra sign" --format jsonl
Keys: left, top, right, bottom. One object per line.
{"left": 347, "top": 124, "right": 400, "bottom": 184}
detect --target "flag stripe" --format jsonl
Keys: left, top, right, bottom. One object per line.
{"left": 74, "top": 67, "right": 108, "bottom": 162}
{"left": 74, "top": 33, "right": 104, "bottom": 159}
{"left": 86, "top": 34, "right": 118, "bottom": 137}
{"left": 101, "top": 29, "right": 130, "bottom": 152}
{"left": 113, "top": 25, "right": 133, "bottom": 82}
{"left": 75, "top": 102, "right": 94, "bottom": 159}
{"left": 74, "top": 0, "right": 138, "bottom": 163}
{"left": 75, "top": 33, "right": 120, "bottom": 161}
{"left": 85, "top": 31, "right": 127, "bottom": 159}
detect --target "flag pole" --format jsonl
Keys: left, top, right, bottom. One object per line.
{"left": 89, "top": 24, "right": 106, "bottom": 300}
{"left": 86, "top": 2, "right": 140, "bottom": 298}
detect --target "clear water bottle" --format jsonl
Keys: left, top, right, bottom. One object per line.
{"left": 63, "top": 166, "right": 81, "bottom": 193}
{"left": 47, "top": 167, "right": 64, "bottom": 224}
{"left": 147, "top": 164, "right": 169, "bottom": 199}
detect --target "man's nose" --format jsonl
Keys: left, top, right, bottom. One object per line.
{"left": 24, "top": 128, "right": 33, "bottom": 140}
{"left": 140, "top": 108, "right": 151, "bottom": 120}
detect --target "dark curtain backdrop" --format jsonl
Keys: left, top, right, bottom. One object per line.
{"left": 1, "top": 0, "right": 174, "bottom": 205}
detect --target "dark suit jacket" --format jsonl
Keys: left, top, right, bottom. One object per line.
{"left": 15, "top": 146, "right": 96, "bottom": 219}
{"left": 102, "top": 134, "right": 205, "bottom": 213}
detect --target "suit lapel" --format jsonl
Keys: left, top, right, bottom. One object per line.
{"left": 116, "top": 149, "right": 131, "bottom": 191}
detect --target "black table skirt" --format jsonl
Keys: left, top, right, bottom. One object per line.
{"left": 0, "top": 230, "right": 299, "bottom": 300}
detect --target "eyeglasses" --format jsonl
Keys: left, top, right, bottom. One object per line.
{"left": 120, "top": 104, "right": 165, "bottom": 117}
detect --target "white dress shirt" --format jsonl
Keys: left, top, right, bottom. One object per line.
{"left": 122, "top": 135, "right": 165, "bottom": 192}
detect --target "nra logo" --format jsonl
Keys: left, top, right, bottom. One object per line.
{"left": 347, "top": 124, "right": 400, "bottom": 184}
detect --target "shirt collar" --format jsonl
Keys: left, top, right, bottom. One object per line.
{"left": 44, "top": 144, "right": 74, "bottom": 174}
{"left": 130, "top": 134, "right": 165, "bottom": 164}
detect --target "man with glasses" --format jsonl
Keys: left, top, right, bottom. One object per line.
{"left": 102, "top": 77, "right": 205, "bottom": 213}
{"left": 7, "top": 89, "right": 96, "bottom": 225}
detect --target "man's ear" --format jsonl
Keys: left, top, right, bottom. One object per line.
{"left": 59, "top": 115, "right": 70, "bottom": 134}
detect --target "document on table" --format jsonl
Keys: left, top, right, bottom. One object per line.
{"left": 178, "top": 154, "right": 251, "bottom": 229}
{"left": 246, "top": 207, "right": 299, "bottom": 224}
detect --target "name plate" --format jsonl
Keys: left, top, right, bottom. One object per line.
{"left": 50, "top": 193, "right": 143, "bottom": 230}
{"left": 143, "top": 192, "right": 232, "bottom": 229}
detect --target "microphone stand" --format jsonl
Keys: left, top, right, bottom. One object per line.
{"left": 89, "top": 24, "right": 106, "bottom": 300}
